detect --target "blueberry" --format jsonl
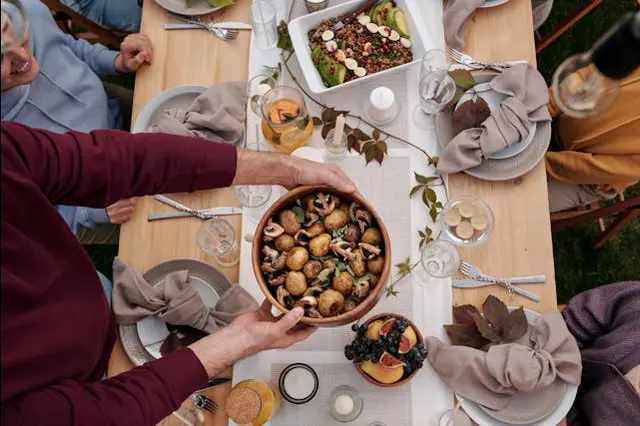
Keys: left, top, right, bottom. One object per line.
{"left": 351, "top": 324, "right": 360, "bottom": 332}
{"left": 360, "top": 323, "right": 368, "bottom": 332}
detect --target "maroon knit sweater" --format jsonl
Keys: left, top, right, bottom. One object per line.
{"left": 1, "top": 122, "right": 237, "bottom": 425}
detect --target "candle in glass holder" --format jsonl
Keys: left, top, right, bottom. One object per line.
{"left": 367, "top": 87, "right": 397, "bottom": 124}
{"left": 304, "top": 0, "right": 328, "bottom": 13}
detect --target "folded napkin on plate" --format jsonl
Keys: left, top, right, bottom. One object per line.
{"left": 111, "top": 258, "right": 258, "bottom": 333}
{"left": 149, "top": 81, "right": 247, "bottom": 143}
{"left": 437, "top": 64, "right": 551, "bottom": 174}
{"left": 443, "top": 0, "right": 486, "bottom": 51}
{"left": 426, "top": 311, "right": 582, "bottom": 411}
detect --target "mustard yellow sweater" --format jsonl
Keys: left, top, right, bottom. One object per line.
{"left": 545, "top": 69, "right": 640, "bottom": 194}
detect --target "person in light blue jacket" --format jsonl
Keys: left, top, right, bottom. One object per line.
{"left": 60, "top": 0, "right": 142, "bottom": 33}
{"left": 1, "top": 0, "right": 152, "bottom": 243}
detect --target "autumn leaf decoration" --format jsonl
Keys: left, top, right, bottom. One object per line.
{"left": 444, "top": 295, "right": 529, "bottom": 349}
{"left": 385, "top": 257, "right": 413, "bottom": 298}
{"left": 277, "top": 20, "right": 292, "bottom": 51}
{"left": 448, "top": 69, "right": 474, "bottom": 105}
{"left": 411, "top": 173, "right": 444, "bottom": 224}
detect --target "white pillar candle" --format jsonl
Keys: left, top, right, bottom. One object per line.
{"left": 368, "top": 87, "right": 396, "bottom": 122}
{"left": 333, "top": 114, "right": 346, "bottom": 147}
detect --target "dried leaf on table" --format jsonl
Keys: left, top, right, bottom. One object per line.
{"left": 482, "top": 294, "right": 511, "bottom": 331}
{"left": 453, "top": 304, "right": 481, "bottom": 325}
{"left": 352, "top": 128, "right": 370, "bottom": 141}
{"left": 362, "top": 141, "right": 386, "bottom": 165}
{"left": 347, "top": 134, "right": 361, "bottom": 153}
{"left": 451, "top": 97, "right": 491, "bottom": 135}
{"left": 372, "top": 128, "right": 381, "bottom": 140}
{"left": 503, "top": 306, "right": 529, "bottom": 341}
{"left": 444, "top": 323, "right": 491, "bottom": 348}
{"left": 428, "top": 156, "right": 440, "bottom": 167}
{"left": 473, "top": 313, "right": 501, "bottom": 342}
{"left": 312, "top": 116, "right": 323, "bottom": 126}
{"left": 321, "top": 123, "right": 333, "bottom": 139}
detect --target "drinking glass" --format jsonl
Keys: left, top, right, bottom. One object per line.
{"left": 1, "top": 0, "right": 29, "bottom": 54}
{"left": 416, "top": 240, "right": 461, "bottom": 286}
{"left": 260, "top": 85, "right": 314, "bottom": 154}
{"left": 248, "top": 74, "right": 277, "bottom": 117}
{"left": 439, "top": 195, "right": 494, "bottom": 248}
{"left": 413, "top": 49, "right": 457, "bottom": 130}
{"left": 197, "top": 218, "right": 240, "bottom": 268}
{"left": 250, "top": 0, "right": 277, "bottom": 49}
{"left": 173, "top": 406, "right": 205, "bottom": 426}
{"left": 233, "top": 144, "right": 273, "bottom": 222}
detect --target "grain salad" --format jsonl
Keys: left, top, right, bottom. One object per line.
{"left": 307, "top": 1, "right": 412, "bottom": 88}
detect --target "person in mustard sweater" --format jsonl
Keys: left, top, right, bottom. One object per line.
{"left": 545, "top": 69, "right": 640, "bottom": 213}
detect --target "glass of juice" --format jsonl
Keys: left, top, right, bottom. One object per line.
{"left": 260, "top": 86, "right": 313, "bottom": 154}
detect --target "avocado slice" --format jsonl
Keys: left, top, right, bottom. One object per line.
{"left": 389, "top": 9, "right": 409, "bottom": 38}
{"left": 375, "top": 2, "right": 394, "bottom": 27}
{"left": 314, "top": 50, "right": 347, "bottom": 87}
{"left": 367, "top": 2, "right": 381, "bottom": 20}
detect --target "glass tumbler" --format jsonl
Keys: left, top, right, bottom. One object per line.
{"left": 250, "top": 0, "right": 277, "bottom": 49}
{"left": 197, "top": 217, "right": 240, "bottom": 268}
{"left": 413, "top": 49, "right": 457, "bottom": 130}
{"left": 233, "top": 143, "right": 273, "bottom": 222}
{"left": 416, "top": 240, "right": 461, "bottom": 286}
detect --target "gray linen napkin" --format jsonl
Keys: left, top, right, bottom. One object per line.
{"left": 437, "top": 64, "right": 550, "bottom": 174}
{"left": 149, "top": 81, "right": 247, "bottom": 143}
{"left": 426, "top": 311, "right": 582, "bottom": 411}
{"left": 443, "top": 0, "right": 485, "bottom": 51}
{"left": 111, "top": 258, "right": 258, "bottom": 333}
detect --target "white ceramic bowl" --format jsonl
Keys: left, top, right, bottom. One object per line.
{"left": 132, "top": 85, "right": 206, "bottom": 133}
{"left": 288, "top": 0, "right": 430, "bottom": 95}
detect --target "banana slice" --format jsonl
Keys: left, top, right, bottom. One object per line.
{"left": 357, "top": 15, "right": 371, "bottom": 26}
{"left": 455, "top": 221, "right": 474, "bottom": 240}
{"left": 471, "top": 214, "right": 488, "bottom": 231}
{"left": 344, "top": 58, "right": 358, "bottom": 71}
{"left": 322, "top": 30, "right": 334, "bottom": 41}
{"left": 457, "top": 202, "right": 474, "bottom": 219}
{"left": 325, "top": 40, "right": 338, "bottom": 52}
{"left": 366, "top": 23, "right": 379, "bottom": 34}
{"left": 354, "top": 67, "right": 367, "bottom": 77}
{"left": 444, "top": 208, "right": 462, "bottom": 227}
{"left": 389, "top": 30, "right": 400, "bottom": 42}
{"left": 335, "top": 50, "right": 346, "bottom": 62}
{"left": 400, "top": 38, "right": 412, "bottom": 48}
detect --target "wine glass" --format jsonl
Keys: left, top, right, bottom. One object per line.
{"left": 233, "top": 142, "right": 273, "bottom": 222}
{"left": 415, "top": 240, "right": 461, "bottom": 286}
{"left": 196, "top": 218, "right": 240, "bottom": 268}
{"left": 413, "top": 49, "right": 457, "bottom": 130}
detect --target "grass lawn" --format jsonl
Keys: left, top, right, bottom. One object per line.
{"left": 87, "top": 0, "right": 639, "bottom": 301}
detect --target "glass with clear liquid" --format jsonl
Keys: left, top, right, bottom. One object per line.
{"left": 413, "top": 49, "right": 456, "bottom": 129}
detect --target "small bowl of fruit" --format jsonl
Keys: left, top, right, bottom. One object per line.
{"left": 345, "top": 313, "right": 426, "bottom": 387}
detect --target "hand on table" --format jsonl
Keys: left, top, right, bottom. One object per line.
{"left": 106, "top": 197, "right": 137, "bottom": 224}
{"left": 114, "top": 34, "right": 153, "bottom": 73}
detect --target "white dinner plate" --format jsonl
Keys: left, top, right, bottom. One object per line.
{"left": 132, "top": 85, "right": 207, "bottom": 133}
{"left": 455, "top": 83, "right": 536, "bottom": 160}
{"left": 458, "top": 308, "right": 579, "bottom": 426}
{"left": 480, "top": 0, "right": 512, "bottom": 8}
{"left": 154, "top": 0, "right": 223, "bottom": 17}
{"left": 136, "top": 278, "right": 220, "bottom": 359}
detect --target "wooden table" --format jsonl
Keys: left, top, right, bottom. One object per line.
{"left": 109, "top": 1, "right": 558, "bottom": 425}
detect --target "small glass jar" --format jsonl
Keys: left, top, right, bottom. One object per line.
{"left": 328, "top": 385, "right": 363, "bottom": 422}
{"left": 324, "top": 128, "right": 348, "bottom": 159}
{"left": 304, "top": 0, "right": 328, "bottom": 13}
{"left": 225, "top": 379, "right": 281, "bottom": 426}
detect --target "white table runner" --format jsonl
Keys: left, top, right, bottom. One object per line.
{"left": 233, "top": 1, "right": 452, "bottom": 425}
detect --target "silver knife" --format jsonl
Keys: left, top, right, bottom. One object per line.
{"left": 453, "top": 277, "right": 546, "bottom": 288}
{"left": 164, "top": 22, "right": 252, "bottom": 31}
{"left": 148, "top": 206, "right": 243, "bottom": 221}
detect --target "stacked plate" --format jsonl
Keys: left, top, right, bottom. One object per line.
{"left": 435, "top": 73, "right": 551, "bottom": 181}
{"left": 458, "top": 309, "right": 578, "bottom": 426}
{"left": 119, "top": 259, "right": 232, "bottom": 366}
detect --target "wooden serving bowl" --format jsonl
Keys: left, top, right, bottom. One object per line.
{"left": 354, "top": 313, "right": 424, "bottom": 388}
{"left": 252, "top": 186, "right": 391, "bottom": 327}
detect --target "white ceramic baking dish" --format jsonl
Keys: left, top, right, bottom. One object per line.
{"left": 288, "top": 0, "right": 430, "bottom": 95}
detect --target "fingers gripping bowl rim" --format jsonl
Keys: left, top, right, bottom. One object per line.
{"left": 252, "top": 186, "right": 392, "bottom": 327}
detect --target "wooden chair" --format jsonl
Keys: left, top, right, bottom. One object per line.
{"left": 40, "top": 0, "right": 126, "bottom": 47}
{"left": 551, "top": 193, "right": 640, "bottom": 249}
{"left": 535, "top": 0, "right": 603, "bottom": 53}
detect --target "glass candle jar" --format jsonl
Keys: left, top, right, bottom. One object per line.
{"left": 225, "top": 379, "right": 281, "bottom": 426}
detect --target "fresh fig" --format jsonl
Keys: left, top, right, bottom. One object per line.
{"left": 378, "top": 351, "right": 406, "bottom": 369}
{"left": 379, "top": 318, "right": 396, "bottom": 337}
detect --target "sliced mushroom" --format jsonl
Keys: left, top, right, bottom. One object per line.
{"left": 344, "top": 297, "right": 359, "bottom": 312}
{"left": 273, "top": 252, "right": 288, "bottom": 271}
{"left": 277, "top": 286, "right": 291, "bottom": 307}
{"left": 294, "top": 230, "right": 313, "bottom": 246}
{"left": 261, "top": 262, "right": 277, "bottom": 274}
{"left": 332, "top": 241, "right": 356, "bottom": 260}
{"left": 302, "top": 211, "right": 320, "bottom": 227}
{"left": 349, "top": 202, "right": 361, "bottom": 222}
{"left": 312, "top": 193, "right": 336, "bottom": 216}
{"left": 322, "top": 259, "right": 336, "bottom": 275}
{"left": 304, "top": 286, "right": 324, "bottom": 298}
{"left": 358, "top": 242, "right": 381, "bottom": 260}
{"left": 262, "top": 245, "right": 280, "bottom": 261}
{"left": 263, "top": 219, "right": 284, "bottom": 239}
{"left": 353, "top": 280, "right": 370, "bottom": 299}
{"left": 294, "top": 296, "right": 318, "bottom": 309}
{"left": 268, "top": 274, "right": 286, "bottom": 287}
{"left": 355, "top": 209, "right": 372, "bottom": 234}
{"left": 307, "top": 307, "right": 324, "bottom": 318}
{"left": 343, "top": 223, "right": 361, "bottom": 243}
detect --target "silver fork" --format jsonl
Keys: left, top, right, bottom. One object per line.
{"left": 448, "top": 47, "right": 521, "bottom": 72}
{"left": 168, "top": 12, "right": 238, "bottom": 41}
{"left": 459, "top": 261, "right": 541, "bottom": 302}
{"left": 190, "top": 393, "right": 219, "bottom": 415}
